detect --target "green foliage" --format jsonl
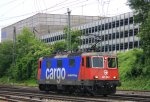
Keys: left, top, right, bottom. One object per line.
{"left": 128, "top": 0, "right": 150, "bottom": 23}
{"left": 0, "top": 41, "right": 13, "bottom": 77}
{"left": 52, "top": 41, "right": 67, "bottom": 52}
{"left": 0, "top": 28, "right": 52, "bottom": 81}
{"left": 63, "top": 26, "right": 81, "bottom": 51}
{"left": 118, "top": 49, "right": 145, "bottom": 80}
{"left": 128, "top": 0, "right": 150, "bottom": 78}
{"left": 118, "top": 48, "right": 150, "bottom": 90}
{"left": 118, "top": 77, "right": 150, "bottom": 90}
{"left": 12, "top": 28, "right": 52, "bottom": 81}
{"left": 139, "top": 12, "right": 150, "bottom": 55}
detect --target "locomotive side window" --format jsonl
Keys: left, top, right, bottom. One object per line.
{"left": 57, "top": 60, "right": 62, "bottom": 68}
{"left": 39, "top": 61, "right": 42, "bottom": 69}
{"left": 69, "top": 59, "right": 75, "bottom": 67}
{"left": 92, "top": 57, "right": 103, "bottom": 68}
{"left": 86, "top": 57, "right": 91, "bottom": 68}
{"left": 108, "top": 58, "right": 117, "bottom": 68}
{"left": 46, "top": 60, "right": 51, "bottom": 68}
{"left": 82, "top": 58, "right": 84, "bottom": 66}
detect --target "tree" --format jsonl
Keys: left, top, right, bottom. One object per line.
{"left": 52, "top": 41, "right": 67, "bottom": 52}
{"left": 0, "top": 41, "right": 13, "bottom": 77}
{"left": 63, "top": 26, "right": 81, "bottom": 51}
{"left": 128, "top": 0, "right": 150, "bottom": 75}
{"left": 138, "top": 12, "right": 150, "bottom": 75}
{"left": 9, "top": 28, "right": 52, "bottom": 80}
{"left": 128, "top": 0, "right": 150, "bottom": 23}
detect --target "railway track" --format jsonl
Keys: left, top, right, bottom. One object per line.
{"left": 0, "top": 85, "right": 150, "bottom": 102}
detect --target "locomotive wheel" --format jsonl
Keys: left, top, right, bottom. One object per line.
{"left": 103, "top": 94, "right": 108, "bottom": 97}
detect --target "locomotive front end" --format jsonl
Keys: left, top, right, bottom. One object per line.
{"left": 92, "top": 55, "right": 121, "bottom": 95}
{"left": 80, "top": 52, "right": 121, "bottom": 95}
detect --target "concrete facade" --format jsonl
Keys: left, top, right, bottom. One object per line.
{"left": 1, "top": 13, "right": 101, "bottom": 42}
{"left": 42, "top": 12, "right": 140, "bottom": 52}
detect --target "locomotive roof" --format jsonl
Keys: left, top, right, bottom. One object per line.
{"left": 43, "top": 52, "right": 116, "bottom": 59}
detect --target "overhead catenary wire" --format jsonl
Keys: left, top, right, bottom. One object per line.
{"left": 0, "top": 0, "right": 90, "bottom": 22}
{"left": 0, "top": 0, "right": 20, "bottom": 9}
{"left": 0, "top": 0, "right": 26, "bottom": 17}
{"left": 0, "top": 0, "right": 69, "bottom": 21}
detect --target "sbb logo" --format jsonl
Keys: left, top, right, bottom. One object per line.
{"left": 46, "top": 68, "right": 66, "bottom": 83}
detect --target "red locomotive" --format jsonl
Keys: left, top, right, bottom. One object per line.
{"left": 37, "top": 52, "right": 121, "bottom": 96}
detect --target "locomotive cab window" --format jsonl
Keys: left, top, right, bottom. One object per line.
{"left": 57, "top": 60, "right": 62, "bottom": 68}
{"left": 108, "top": 58, "right": 117, "bottom": 68}
{"left": 69, "top": 59, "right": 75, "bottom": 67}
{"left": 92, "top": 57, "right": 103, "bottom": 68}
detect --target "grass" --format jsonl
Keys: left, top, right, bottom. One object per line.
{"left": 0, "top": 77, "right": 37, "bottom": 87}
{"left": 0, "top": 76, "right": 150, "bottom": 91}
{"left": 118, "top": 77, "right": 150, "bottom": 90}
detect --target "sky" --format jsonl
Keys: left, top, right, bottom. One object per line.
{"left": 0, "top": 0, "right": 132, "bottom": 42}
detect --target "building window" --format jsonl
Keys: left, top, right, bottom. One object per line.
{"left": 116, "top": 44, "right": 119, "bottom": 50}
{"left": 120, "top": 32, "right": 123, "bottom": 38}
{"left": 109, "top": 34, "right": 111, "bottom": 40}
{"left": 82, "top": 29, "right": 85, "bottom": 35}
{"left": 116, "top": 32, "right": 119, "bottom": 39}
{"left": 116, "top": 20, "right": 119, "bottom": 27}
{"left": 124, "top": 31, "right": 128, "bottom": 37}
{"left": 89, "top": 38, "right": 91, "bottom": 43}
{"left": 105, "top": 23, "right": 108, "bottom": 30}
{"left": 109, "top": 45, "right": 112, "bottom": 51}
{"left": 83, "top": 39, "right": 85, "bottom": 44}
{"left": 109, "top": 22, "right": 111, "bottom": 29}
{"left": 120, "top": 19, "right": 124, "bottom": 26}
{"left": 86, "top": 28, "right": 88, "bottom": 34}
{"left": 92, "top": 38, "right": 95, "bottom": 43}
{"left": 102, "top": 46, "right": 104, "bottom": 52}
{"left": 134, "top": 41, "right": 138, "bottom": 48}
{"left": 134, "top": 29, "right": 138, "bottom": 35}
{"left": 112, "top": 21, "right": 115, "bottom": 28}
{"left": 95, "top": 26, "right": 98, "bottom": 32}
{"left": 129, "top": 42, "right": 133, "bottom": 49}
{"left": 112, "top": 45, "right": 115, "bottom": 51}
{"left": 129, "top": 30, "right": 133, "bottom": 36}
{"left": 112, "top": 33, "right": 115, "bottom": 39}
{"left": 125, "top": 18, "right": 128, "bottom": 25}
{"left": 92, "top": 27, "right": 95, "bottom": 33}
{"left": 86, "top": 38, "right": 88, "bottom": 44}
{"left": 120, "top": 43, "right": 123, "bottom": 50}
{"left": 105, "top": 35, "right": 108, "bottom": 41}
{"left": 124, "top": 43, "right": 128, "bottom": 49}
{"left": 102, "top": 24, "right": 104, "bottom": 30}
{"left": 102, "top": 35, "right": 104, "bottom": 41}
{"left": 89, "top": 28, "right": 91, "bottom": 33}
{"left": 105, "top": 45, "right": 108, "bottom": 52}
{"left": 129, "top": 17, "right": 133, "bottom": 24}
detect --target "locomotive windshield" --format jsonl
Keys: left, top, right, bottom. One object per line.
{"left": 108, "top": 58, "right": 117, "bottom": 68}
{"left": 92, "top": 57, "right": 103, "bottom": 68}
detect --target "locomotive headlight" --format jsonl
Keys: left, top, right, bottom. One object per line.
{"left": 113, "top": 76, "right": 117, "bottom": 79}
{"left": 94, "top": 76, "right": 99, "bottom": 79}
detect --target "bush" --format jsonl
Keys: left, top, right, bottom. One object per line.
{"left": 118, "top": 48, "right": 144, "bottom": 80}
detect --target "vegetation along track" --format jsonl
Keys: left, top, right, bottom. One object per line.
{"left": 0, "top": 85, "right": 150, "bottom": 102}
